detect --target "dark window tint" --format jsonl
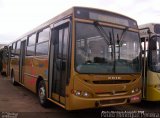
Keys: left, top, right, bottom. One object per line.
{"left": 149, "top": 36, "right": 160, "bottom": 72}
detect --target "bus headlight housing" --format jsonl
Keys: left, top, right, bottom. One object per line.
{"left": 75, "top": 90, "right": 81, "bottom": 96}
{"left": 131, "top": 88, "right": 139, "bottom": 93}
{"left": 73, "top": 90, "right": 91, "bottom": 97}
{"left": 82, "top": 92, "right": 89, "bottom": 97}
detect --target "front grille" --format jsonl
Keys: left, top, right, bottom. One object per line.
{"left": 93, "top": 80, "right": 131, "bottom": 84}
{"left": 96, "top": 91, "right": 127, "bottom": 96}
{"left": 100, "top": 99, "right": 126, "bottom": 105}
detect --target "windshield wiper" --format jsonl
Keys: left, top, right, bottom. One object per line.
{"left": 93, "top": 21, "right": 116, "bottom": 72}
{"left": 118, "top": 27, "right": 129, "bottom": 45}
{"left": 93, "top": 21, "right": 110, "bottom": 45}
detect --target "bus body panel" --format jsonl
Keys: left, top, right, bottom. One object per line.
{"left": 23, "top": 56, "right": 48, "bottom": 93}
{"left": 139, "top": 23, "right": 160, "bottom": 101}
{"left": 146, "top": 70, "right": 160, "bottom": 101}
{"left": 65, "top": 73, "right": 141, "bottom": 110}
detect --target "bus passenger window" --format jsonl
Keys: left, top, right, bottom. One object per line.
{"left": 11, "top": 43, "right": 16, "bottom": 57}
{"left": 26, "top": 46, "right": 35, "bottom": 56}
{"left": 36, "top": 42, "right": 49, "bottom": 55}
{"left": 38, "top": 28, "right": 50, "bottom": 43}
{"left": 26, "top": 33, "right": 36, "bottom": 56}
{"left": 36, "top": 28, "right": 50, "bottom": 56}
{"left": 16, "top": 41, "right": 21, "bottom": 55}
{"left": 28, "top": 34, "right": 36, "bottom": 46}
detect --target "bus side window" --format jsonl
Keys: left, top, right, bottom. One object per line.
{"left": 36, "top": 27, "right": 50, "bottom": 56}
{"left": 16, "top": 41, "right": 21, "bottom": 55}
{"left": 26, "top": 33, "right": 36, "bottom": 56}
{"left": 11, "top": 43, "right": 16, "bottom": 57}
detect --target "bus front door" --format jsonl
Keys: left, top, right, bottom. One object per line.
{"left": 141, "top": 37, "right": 148, "bottom": 99}
{"left": 49, "top": 20, "right": 70, "bottom": 105}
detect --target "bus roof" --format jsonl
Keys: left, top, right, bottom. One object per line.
{"left": 10, "top": 6, "right": 138, "bottom": 44}
{"left": 139, "top": 23, "right": 160, "bottom": 29}
{"left": 139, "top": 23, "right": 160, "bottom": 37}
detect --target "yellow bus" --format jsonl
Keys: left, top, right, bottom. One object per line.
{"left": 139, "top": 23, "right": 160, "bottom": 101}
{"left": 5, "top": 7, "right": 141, "bottom": 110}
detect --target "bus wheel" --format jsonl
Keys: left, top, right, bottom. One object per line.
{"left": 1, "top": 71, "right": 6, "bottom": 77}
{"left": 38, "top": 80, "right": 50, "bottom": 107}
{"left": 11, "top": 70, "right": 18, "bottom": 86}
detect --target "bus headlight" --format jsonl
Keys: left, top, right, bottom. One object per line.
{"left": 75, "top": 90, "right": 81, "bottom": 96}
{"left": 82, "top": 92, "right": 89, "bottom": 97}
{"left": 131, "top": 89, "right": 135, "bottom": 93}
{"left": 131, "top": 88, "right": 139, "bottom": 93}
{"left": 73, "top": 90, "right": 91, "bottom": 97}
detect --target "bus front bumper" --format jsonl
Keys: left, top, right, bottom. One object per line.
{"left": 67, "top": 91, "right": 141, "bottom": 110}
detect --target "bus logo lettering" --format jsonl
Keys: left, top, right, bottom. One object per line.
{"left": 108, "top": 77, "right": 121, "bottom": 80}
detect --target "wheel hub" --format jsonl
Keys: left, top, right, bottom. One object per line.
{"left": 39, "top": 87, "right": 45, "bottom": 102}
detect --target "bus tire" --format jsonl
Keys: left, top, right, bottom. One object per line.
{"left": 38, "top": 80, "right": 50, "bottom": 108}
{"left": 11, "top": 70, "right": 18, "bottom": 86}
{"left": 3, "top": 72, "right": 7, "bottom": 77}
{"left": 1, "top": 71, "right": 6, "bottom": 77}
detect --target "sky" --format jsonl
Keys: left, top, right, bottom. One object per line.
{"left": 0, "top": 0, "right": 160, "bottom": 44}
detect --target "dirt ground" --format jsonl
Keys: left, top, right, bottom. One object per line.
{"left": 0, "top": 76, "right": 159, "bottom": 118}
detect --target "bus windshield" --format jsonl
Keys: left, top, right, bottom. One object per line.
{"left": 149, "top": 36, "right": 160, "bottom": 72}
{"left": 75, "top": 22, "right": 141, "bottom": 74}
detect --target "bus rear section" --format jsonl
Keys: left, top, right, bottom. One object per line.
{"left": 139, "top": 23, "right": 160, "bottom": 101}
